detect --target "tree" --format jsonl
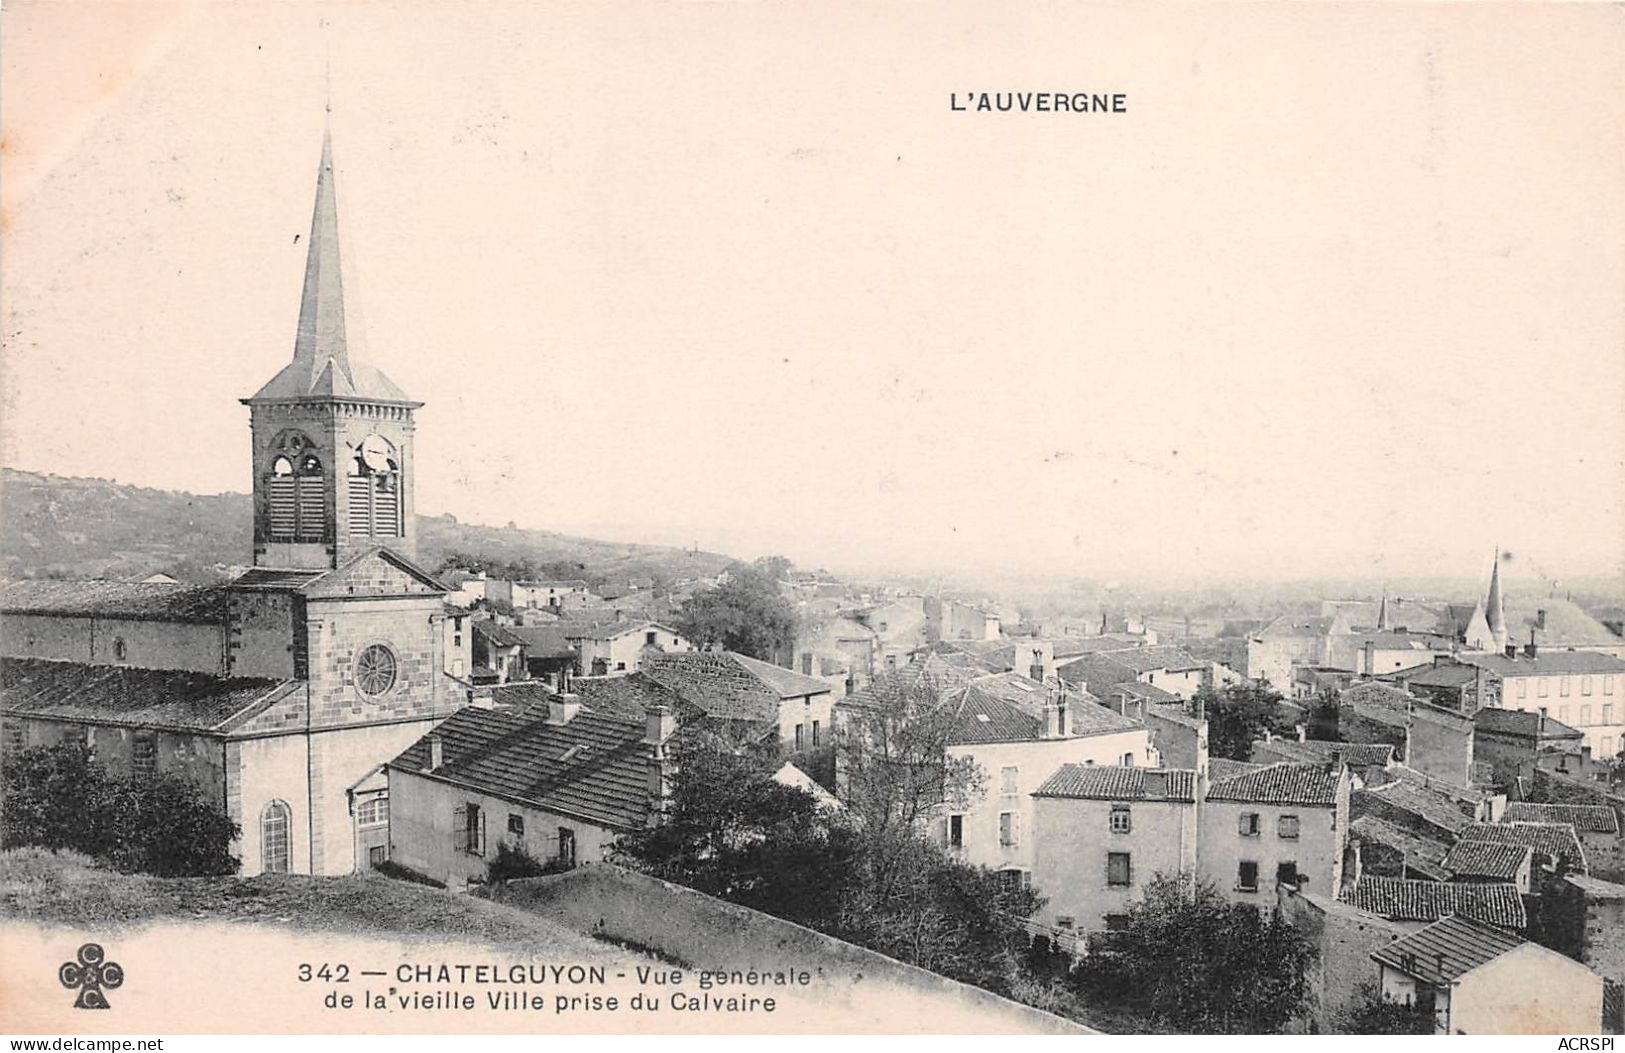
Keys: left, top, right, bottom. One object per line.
{"left": 837, "top": 669, "right": 986, "bottom": 900}
{"left": 2, "top": 742, "right": 240, "bottom": 876}
{"left": 673, "top": 563, "right": 798, "bottom": 663}
{"left": 1193, "top": 681, "right": 1292, "bottom": 761}
{"left": 1070, "top": 873, "right": 1317, "bottom": 1033}
{"left": 614, "top": 733, "right": 861, "bottom": 929}
{"left": 1336, "top": 980, "right": 1435, "bottom": 1034}
{"left": 615, "top": 727, "right": 1039, "bottom": 994}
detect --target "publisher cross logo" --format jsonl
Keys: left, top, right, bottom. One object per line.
{"left": 59, "top": 942, "right": 124, "bottom": 1009}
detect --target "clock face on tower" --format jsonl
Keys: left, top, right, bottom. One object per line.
{"left": 360, "top": 434, "right": 392, "bottom": 473}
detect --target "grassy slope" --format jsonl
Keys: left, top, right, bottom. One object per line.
{"left": 0, "top": 468, "right": 735, "bottom": 586}
{"left": 0, "top": 848, "right": 629, "bottom": 963}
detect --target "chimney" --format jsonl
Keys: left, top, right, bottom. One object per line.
{"left": 644, "top": 703, "right": 676, "bottom": 747}
{"left": 1524, "top": 631, "right": 1537, "bottom": 659}
{"left": 547, "top": 693, "right": 581, "bottom": 725}
{"left": 1434, "top": 953, "right": 1446, "bottom": 978}
{"left": 1363, "top": 639, "right": 1376, "bottom": 676}
{"left": 427, "top": 734, "right": 443, "bottom": 770}
{"left": 1536, "top": 608, "right": 1547, "bottom": 630}
{"left": 1504, "top": 643, "right": 1517, "bottom": 659}
{"left": 1296, "top": 723, "right": 1307, "bottom": 743}
{"left": 1042, "top": 697, "right": 1063, "bottom": 739}
{"left": 1327, "top": 748, "right": 1343, "bottom": 774}
{"left": 645, "top": 705, "right": 677, "bottom": 821}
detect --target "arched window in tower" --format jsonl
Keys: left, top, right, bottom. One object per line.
{"left": 261, "top": 799, "right": 292, "bottom": 874}
{"left": 348, "top": 435, "right": 403, "bottom": 539}
{"left": 265, "top": 432, "right": 324, "bottom": 542}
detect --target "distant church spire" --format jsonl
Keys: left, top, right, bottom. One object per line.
{"left": 1486, "top": 549, "right": 1507, "bottom": 651}
{"left": 1376, "top": 591, "right": 1392, "bottom": 632}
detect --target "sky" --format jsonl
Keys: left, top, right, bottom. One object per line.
{"left": 3, "top": 2, "right": 1622, "bottom": 586}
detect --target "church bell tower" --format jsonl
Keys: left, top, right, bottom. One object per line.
{"left": 242, "top": 128, "right": 422, "bottom": 569}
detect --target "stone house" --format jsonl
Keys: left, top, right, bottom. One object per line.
{"left": 642, "top": 650, "right": 833, "bottom": 753}
{"left": 386, "top": 692, "right": 676, "bottom": 888}
{"left": 564, "top": 620, "right": 694, "bottom": 677}
{"left": 1372, "top": 915, "right": 1604, "bottom": 1034}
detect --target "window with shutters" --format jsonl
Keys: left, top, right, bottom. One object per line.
{"left": 262, "top": 800, "right": 292, "bottom": 874}
{"left": 1001, "top": 766, "right": 1019, "bottom": 794}
{"left": 458, "top": 803, "right": 487, "bottom": 856}
{"left": 999, "top": 811, "right": 1018, "bottom": 846}
{"left": 795, "top": 724, "right": 805, "bottom": 750}
{"left": 948, "top": 814, "right": 963, "bottom": 848}
{"left": 812, "top": 720, "right": 820, "bottom": 746}
{"left": 1278, "top": 814, "right": 1300, "bottom": 840}
{"left": 1239, "top": 812, "right": 1261, "bottom": 837}
{"left": 1110, "top": 806, "right": 1132, "bottom": 834}
{"left": 1107, "top": 851, "right": 1131, "bottom": 886}
{"left": 264, "top": 433, "right": 325, "bottom": 542}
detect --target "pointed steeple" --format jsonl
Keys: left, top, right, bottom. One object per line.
{"left": 292, "top": 127, "right": 353, "bottom": 387}
{"left": 1486, "top": 550, "right": 1507, "bottom": 650}
{"left": 246, "top": 127, "right": 414, "bottom": 405}
{"left": 1376, "top": 592, "right": 1392, "bottom": 632}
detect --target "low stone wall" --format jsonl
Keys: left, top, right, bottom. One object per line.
{"left": 483, "top": 863, "right": 1089, "bottom": 1034}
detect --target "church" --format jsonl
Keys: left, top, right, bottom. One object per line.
{"left": 0, "top": 128, "right": 469, "bottom": 876}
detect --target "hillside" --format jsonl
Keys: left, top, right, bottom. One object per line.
{"left": 0, "top": 468, "right": 736, "bottom": 588}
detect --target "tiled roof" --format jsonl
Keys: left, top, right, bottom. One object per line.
{"left": 1358, "top": 781, "right": 1474, "bottom": 834}
{"left": 1034, "top": 765, "right": 1196, "bottom": 802}
{"left": 1253, "top": 738, "right": 1395, "bottom": 769}
{"left": 1566, "top": 874, "right": 1625, "bottom": 900}
{"left": 960, "top": 671, "right": 1050, "bottom": 716}
{"left": 389, "top": 704, "right": 654, "bottom": 830}
{"left": 1110, "top": 681, "right": 1180, "bottom": 703}
{"left": 1207, "top": 762, "right": 1341, "bottom": 806}
{"left": 1100, "top": 646, "right": 1205, "bottom": 674}
{"left": 1064, "top": 697, "right": 1145, "bottom": 737}
{"left": 473, "top": 620, "right": 527, "bottom": 648}
{"left": 949, "top": 684, "right": 1042, "bottom": 745}
{"left": 1460, "top": 822, "right": 1587, "bottom": 872}
{"left": 1370, "top": 915, "right": 1526, "bottom": 984}
{"left": 1463, "top": 651, "right": 1625, "bottom": 677}
{"left": 642, "top": 651, "right": 813, "bottom": 723}
{"left": 1502, "top": 802, "right": 1619, "bottom": 834}
{"left": 1348, "top": 815, "right": 1452, "bottom": 879}
{"left": 1049, "top": 637, "right": 1147, "bottom": 659}
{"left": 505, "top": 624, "right": 575, "bottom": 659}
{"left": 0, "top": 579, "right": 230, "bottom": 624}
{"left": 1345, "top": 875, "right": 1527, "bottom": 930}
{"left": 1145, "top": 702, "right": 1205, "bottom": 730}
{"left": 1400, "top": 663, "right": 1482, "bottom": 688}
{"left": 1339, "top": 682, "right": 1416, "bottom": 726}
{"left": 1473, "top": 708, "right": 1584, "bottom": 741}
{"left": 730, "top": 654, "right": 832, "bottom": 698}
{"left": 0, "top": 657, "right": 297, "bottom": 734}
{"left": 490, "top": 673, "right": 683, "bottom": 724}
{"left": 1209, "top": 758, "right": 1266, "bottom": 781}
{"left": 1441, "top": 840, "right": 1531, "bottom": 881}
{"left": 232, "top": 568, "right": 329, "bottom": 590}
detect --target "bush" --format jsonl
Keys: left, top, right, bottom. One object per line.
{"left": 1336, "top": 980, "right": 1435, "bottom": 1034}
{"left": 373, "top": 859, "right": 447, "bottom": 889}
{"left": 2, "top": 743, "right": 239, "bottom": 876}
{"left": 486, "top": 842, "right": 571, "bottom": 883}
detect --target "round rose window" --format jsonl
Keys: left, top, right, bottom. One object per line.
{"left": 354, "top": 644, "right": 398, "bottom": 698}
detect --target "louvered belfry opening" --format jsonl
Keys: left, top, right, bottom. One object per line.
{"left": 266, "top": 436, "right": 326, "bottom": 543}
{"left": 347, "top": 454, "right": 403, "bottom": 539}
